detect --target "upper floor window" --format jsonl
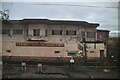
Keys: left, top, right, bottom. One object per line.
{"left": 98, "top": 35, "right": 103, "bottom": 41}
{"left": 66, "top": 30, "right": 76, "bottom": 35}
{"left": 26, "top": 29, "right": 28, "bottom": 36}
{"left": 87, "top": 32, "right": 96, "bottom": 38}
{"left": 81, "top": 31, "right": 85, "bottom": 38}
{"left": 52, "top": 30, "right": 62, "bottom": 35}
{"left": 45, "top": 30, "right": 48, "bottom": 37}
{"left": 2, "top": 29, "right": 10, "bottom": 35}
{"left": 13, "top": 29, "right": 23, "bottom": 35}
{"left": 33, "top": 29, "right": 40, "bottom": 36}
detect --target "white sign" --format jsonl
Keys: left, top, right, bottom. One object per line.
{"left": 38, "top": 63, "right": 42, "bottom": 67}
{"left": 21, "top": 62, "right": 26, "bottom": 66}
{"left": 70, "top": 59, "right": 74, "bottom": 63}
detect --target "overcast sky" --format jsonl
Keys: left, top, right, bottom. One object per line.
{"left": 2, "top": 2, "right": 119, "bottom": 36}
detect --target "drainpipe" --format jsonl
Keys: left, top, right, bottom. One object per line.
{"left": 104, "top": 42, "right": 107, "bottom": 58}
{"left": 83, "top": 42, "right": 87, "bottom": 59}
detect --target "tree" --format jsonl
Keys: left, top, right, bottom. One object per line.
{"left": 107, "top": 37, "right": 119, "bottom": 62}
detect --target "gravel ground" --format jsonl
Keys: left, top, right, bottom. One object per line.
{"left": 2, "top": 63, "right": 120, "bottom": 79}
{"left": 0, "top": 61, "right": 2, "bottom": 79}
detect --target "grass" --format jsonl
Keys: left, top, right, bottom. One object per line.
{"left": 65, "top": 57, "right": 93, "bottom": 72}
{"left": 65, "top": 57, "right": 119, "bottom": 73}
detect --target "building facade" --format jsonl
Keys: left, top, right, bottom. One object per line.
{"left": 2, "top": 19, "right": 108, "bottom": 59}
{"left": 97, "top": 30, "right": 110, "bottom": 41}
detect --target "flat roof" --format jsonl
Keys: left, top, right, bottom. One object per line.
{"left": 22, "top": 19, "right": 99, "bottom": 27}
{"left": 2, "top": 19, "right": 99, "bottom": 27}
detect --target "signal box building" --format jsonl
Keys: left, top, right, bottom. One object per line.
{"left": 2, "top": 19, "right": 108, "bottom": 60}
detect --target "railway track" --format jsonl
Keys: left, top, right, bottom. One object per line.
{"left": 2, "top": 60, "right": 119, "bottom": 66}
{"left": 2, "top": 61, "right": 119, "bottom": 79}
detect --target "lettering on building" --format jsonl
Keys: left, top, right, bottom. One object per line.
{"left": 16, "top": 43, "right": 64, "bottom": 47}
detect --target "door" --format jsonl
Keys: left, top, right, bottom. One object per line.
{"left": 100, "top": 50, "right": 104, "bottom": 58}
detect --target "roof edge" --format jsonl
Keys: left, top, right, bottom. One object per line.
{"left": 97, "top": 29, "right": 110, "bottom": 32}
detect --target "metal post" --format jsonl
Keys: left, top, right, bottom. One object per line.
{"left": 70, "top": 57, "right": 74, "bottom": 70}
{"left": 83, "top": 42, "right": 87, "bottom": 59}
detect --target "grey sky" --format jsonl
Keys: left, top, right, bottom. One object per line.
{"left": 2, "top": 2, "right": 119, "bottom": 36}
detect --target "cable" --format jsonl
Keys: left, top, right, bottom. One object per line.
{"left": 34, "top": 3, "right": 118, "bottom": 9}
{"left": 9, "top": 3, "right": 118, "bottom": 9}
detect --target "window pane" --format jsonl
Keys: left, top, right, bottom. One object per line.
{"left": 26, "top": 29, "right": 28, "bottom": 36}
{"left": 87, "top": 32, "right": 96, "bottom": 38}
{"left": 66, "top": 30, "right": 76, "bottom": 35}
{"left": 33, "top": 29, "right": 40, "bottom": 36}
{"left": 2, "top": 29, "right": 10, "bottom": 35}
{"left": 68, "top": 52, "right": 76, "bottom": 56}
{"left": 13, "top": 29, "right": 23, "bottom": 35}
{"left": 54, "top": 51, "right": 60, "bottom": 53}
{"left": 81, "top": 31, "right": 85, "bottom": 37}
{"left": 45, "top": 30, "right": 47, "bottom": 36}
{"left": 52, "top": 30, "right": 62, "bottom": 35}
